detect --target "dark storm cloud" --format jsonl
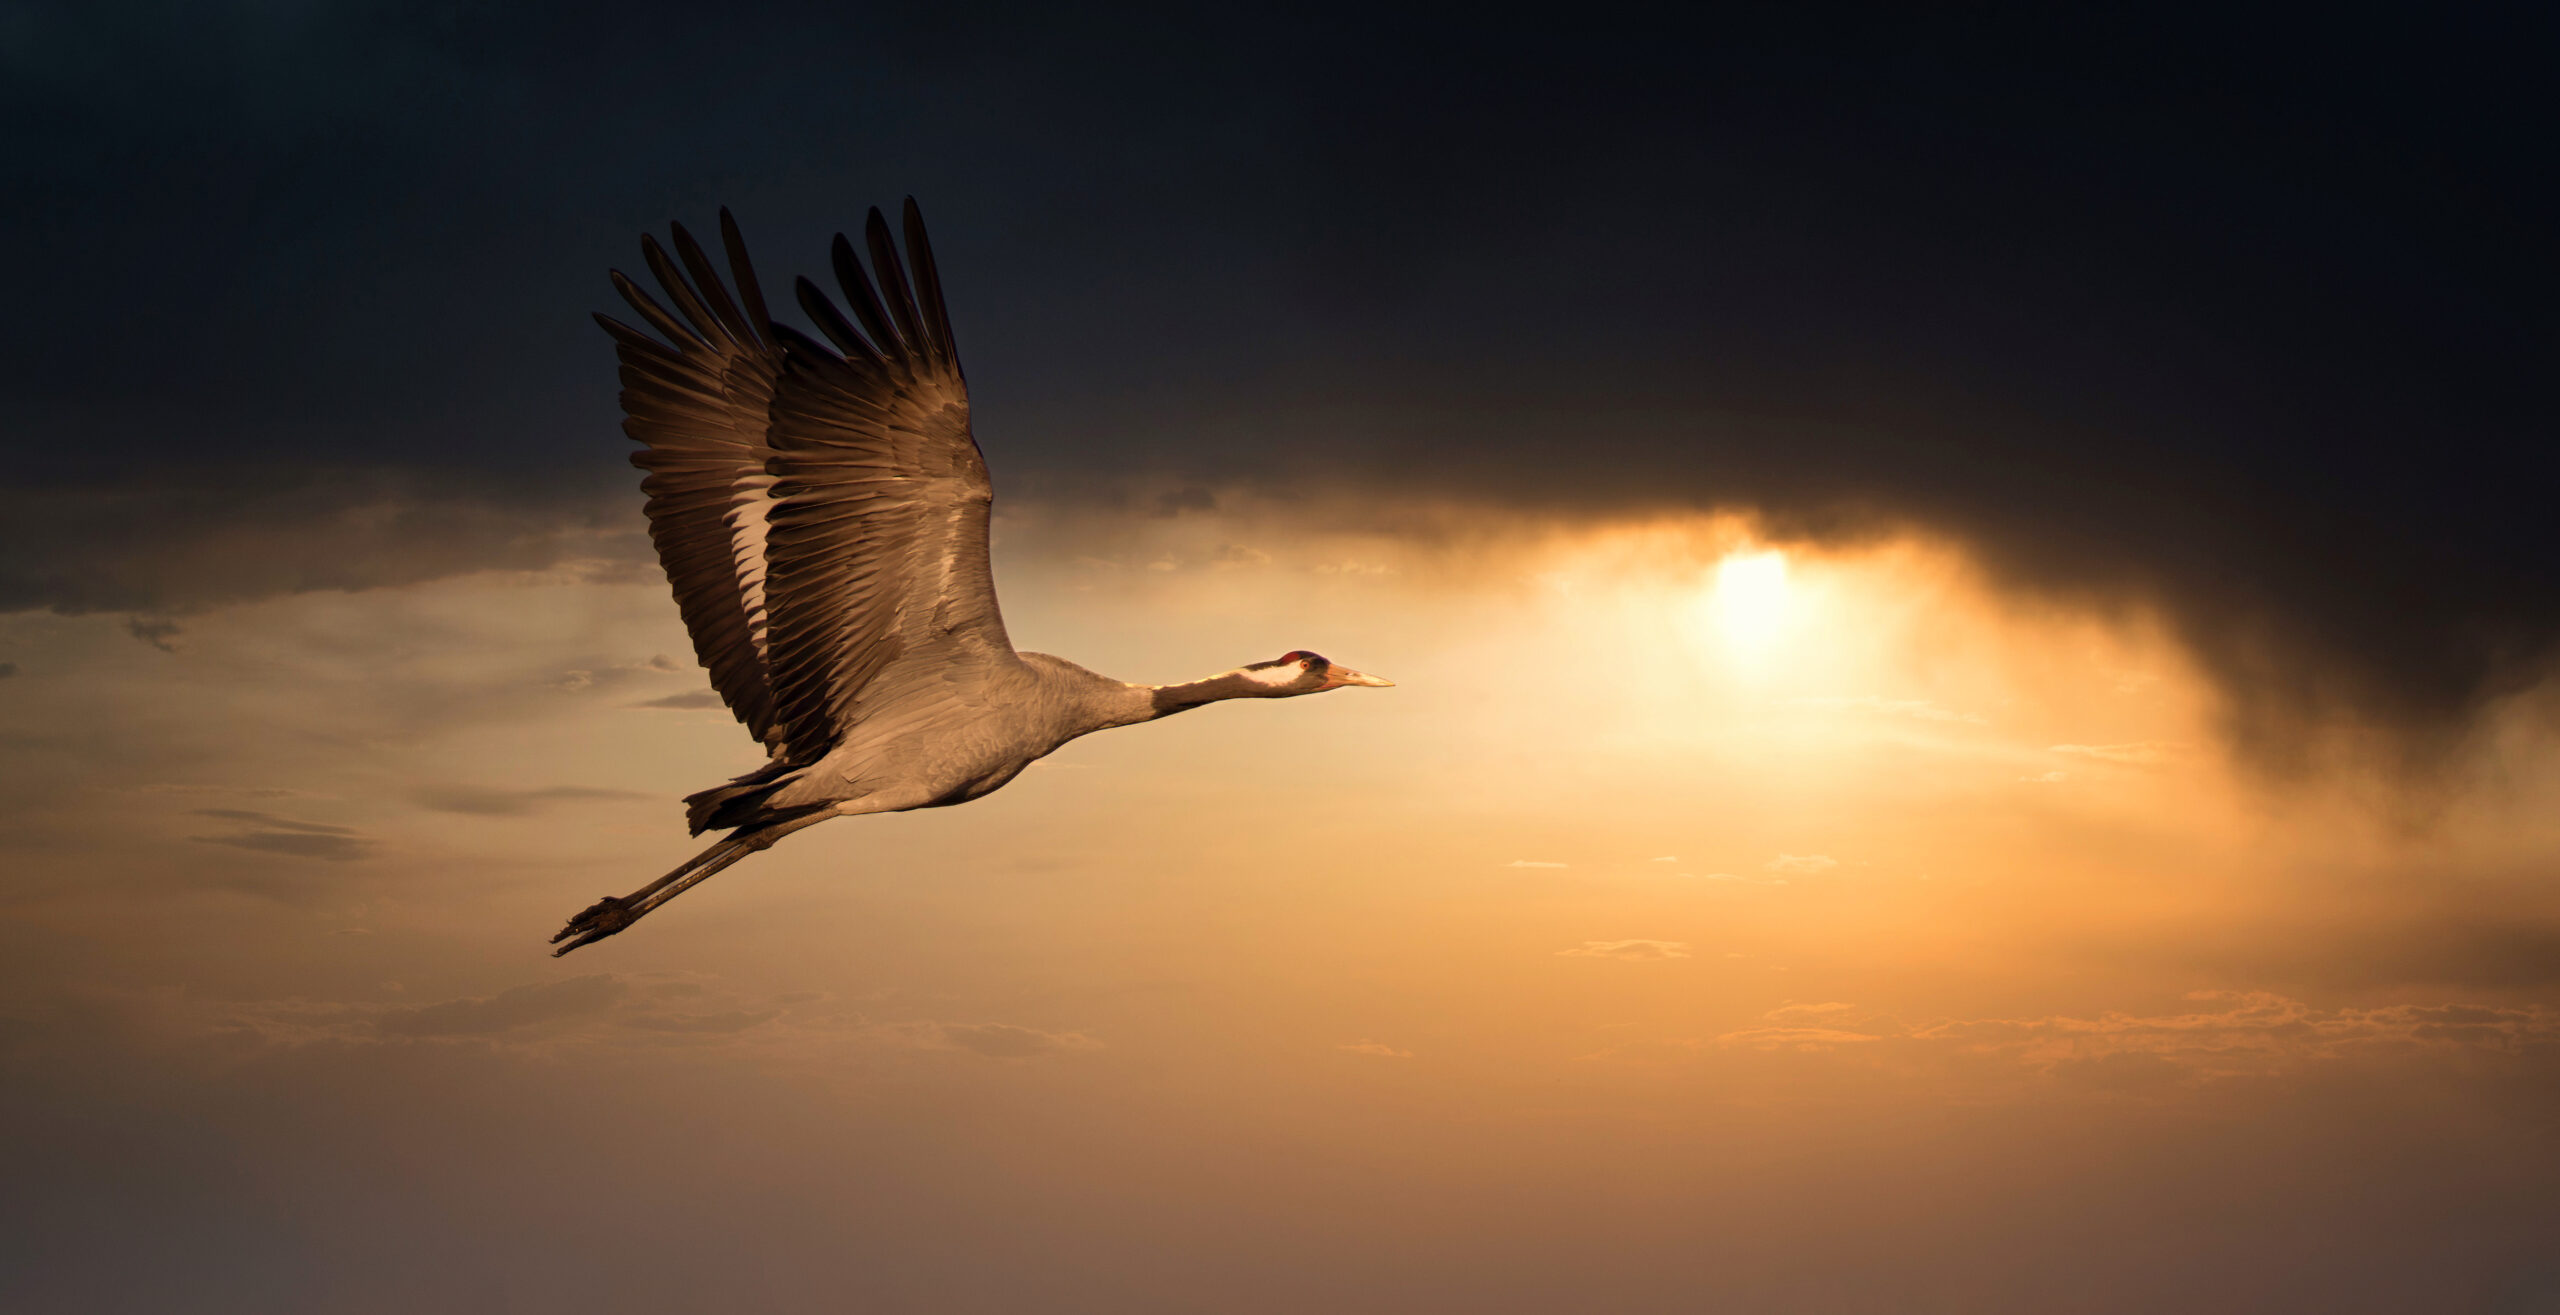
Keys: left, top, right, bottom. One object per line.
{"left": 0, "top": 469, "right": 641, "bottom": 618}
{"left": 5, "top": 3, "right": 2553, "bottom": 764}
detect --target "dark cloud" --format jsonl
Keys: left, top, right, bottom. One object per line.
{"left": 0, "top": 470, "right": 642, "bottom": 619}
{"left": 0, "top": 662, "right": 16, "bottom": 679}
{"left": 1153, "top": 486, "right": 1217, "bottom": 518}
{"left": 412, "top": 785, "right": 652, "bottom": 816}
{"left": 125, "top": 616, "right": 180, "bottom": 653}
{"left": 4, "top": 5, "right": 2551, "bottom": 767}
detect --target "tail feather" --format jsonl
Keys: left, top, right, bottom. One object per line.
{"left": 682, "top": 760, "right": 801, "bottom": 834}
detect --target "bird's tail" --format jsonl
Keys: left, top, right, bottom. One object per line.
{"left": 549, "top": 815, "right": 823, "bottom": 956}
{"left": 681, "top": 760, "right": 801, "bottom": 835}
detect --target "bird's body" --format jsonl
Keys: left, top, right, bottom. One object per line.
{"left": 763, "top": 655, "right": 1128, "bottom": 821}
{"left": 552, "top": 203, "right": 1389, "bottom": 955}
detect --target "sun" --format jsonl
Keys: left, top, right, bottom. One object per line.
{"left": 1708, "top": 549, "right": 1792, "bottom": 658}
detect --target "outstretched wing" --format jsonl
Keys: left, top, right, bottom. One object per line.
{"left": 760, "top": 200, "right": 1020, "bottom": 763}
{"left": 594, "top": 210, "right": 786, "bottom": 749}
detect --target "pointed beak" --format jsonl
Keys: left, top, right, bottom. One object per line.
{"left": 1320, "top": 666, "right": 1395, "bottom": 690}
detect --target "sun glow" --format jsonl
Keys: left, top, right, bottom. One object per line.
{"left": 1708, "top": 549, "right": 1792, "bottom": 660}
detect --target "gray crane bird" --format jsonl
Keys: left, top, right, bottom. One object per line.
{"left": 553, "top": 201, "right": 1392, "bottom": 955}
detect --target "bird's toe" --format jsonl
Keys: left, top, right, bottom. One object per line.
{"left": 550, "top": 895, "right": 637, "bottom": 954}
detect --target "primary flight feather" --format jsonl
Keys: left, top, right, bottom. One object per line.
{"left": 554, "top": 201, "right": 1392, "bottom": 955}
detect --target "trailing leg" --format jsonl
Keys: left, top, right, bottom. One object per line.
{"left": 547, "top": 814, "right": 827, "bottom": 956}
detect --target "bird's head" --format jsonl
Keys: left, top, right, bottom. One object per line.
{"left": 1238, "top": 650, "right": 1395, "bottom": 696}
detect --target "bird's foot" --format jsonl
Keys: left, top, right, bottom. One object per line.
{"left": 550, "top": 894, "right": 638, "bottom": 957}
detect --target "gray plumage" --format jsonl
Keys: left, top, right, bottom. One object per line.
{"left": 554, "top": 202, "right": 1390, "bottom": 956}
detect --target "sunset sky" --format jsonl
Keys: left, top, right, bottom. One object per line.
{"left": 5, "top": 6, "right": 2558, "bottom": 1312}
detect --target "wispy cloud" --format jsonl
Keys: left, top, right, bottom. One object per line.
{"left": 1713, "top": 991, "right": 2560, "bottom": 1078}
{"left": 376, "top": 976, "right": 628, "bottom": 1038}
{"left": 1910, "top": 991, "right": 2560, "bottom": 1076}
{"left": 186, "top": 809, "right": 374, "bottom": 863}
{"left": 412, "top": 785, "right": 652, "bottom": 816}
{"left": 621, "top": 1009, "right": 781, "bottom": 1034}
{"left": 1765, "top": 853, "right": 1838, "bottom": 875}
{"left": 630, "top": 689, "right": 722, "bottom": 710}
{"left": 1503, "top": 859, "right": 1568, "bottom": 869}
{"left": 176, "top": 975, "right": 818, "bottom": 1053}
{"left": 193, "top": 831, "right": 372, "bottom": 861}
{"left": 189, "top": 809, "right": 353, "bottom": 832}
{"left": 884, "top": 1021, "right": 1102, "bottom": 1059}
{"left": 1787, "top": 695, "right": 1985, "bottom": 724}
{"left": 1720, "top": 1026, "right": 1883, "bottom": 1051}
{"left": 1339, "top": 1040, "right": 1414, "bottom": 1059}
{"left": 1764, "top": 1001, "right": 1857, "bottom": 1021}
{"left": 2049, "top": 741, "right": 2186, "bottom": 765}
{"left": 1557, "top": 939, "right": 1691, "bottom": 961}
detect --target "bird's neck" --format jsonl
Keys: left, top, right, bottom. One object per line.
{"left": 1029, "top": 657, "right": 1268, "bottom": 734}
{"left": 1078, "top": 669, "right": 1271, "bottom": 730}
{"left": 1141, "top": 670, "right": 1272, "bottom": 720}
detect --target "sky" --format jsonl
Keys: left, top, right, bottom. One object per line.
{"left": 4, "top": 4, "right": 2559, "bottom": 1312}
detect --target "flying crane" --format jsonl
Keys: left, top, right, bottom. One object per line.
{"left": 554, "top": 202, "right": 1391, "bottom": 955}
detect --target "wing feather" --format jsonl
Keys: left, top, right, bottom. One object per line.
{"left": 600, "top": 217, "right": 786, "bottom": 747}
{"left": 795, "top": 273, "right": 887, "bottom": 368}
{"left": 863, "top": 208, "right": 930, "bottom": 360}
{"left": 668, "top": 221, "right": 760, "bottom": 350}
{"left": 600, "top": 199, "right": 1005, "bottom": 766}
{"left": 902, "top": 197, "right": 960, "bottom": 374}
{"left": 761, "top": 203, "right": 1014, "bottom": 758}
{"left": 827, "top": 232, "right": 903, "bottom": 365}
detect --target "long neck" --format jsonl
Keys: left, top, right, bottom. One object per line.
{"left": 1140, "top": 670, "right": 1272, "bottom": 721}
{"left": 1035, "top": 658, "right": 1270, "bottom": 734}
